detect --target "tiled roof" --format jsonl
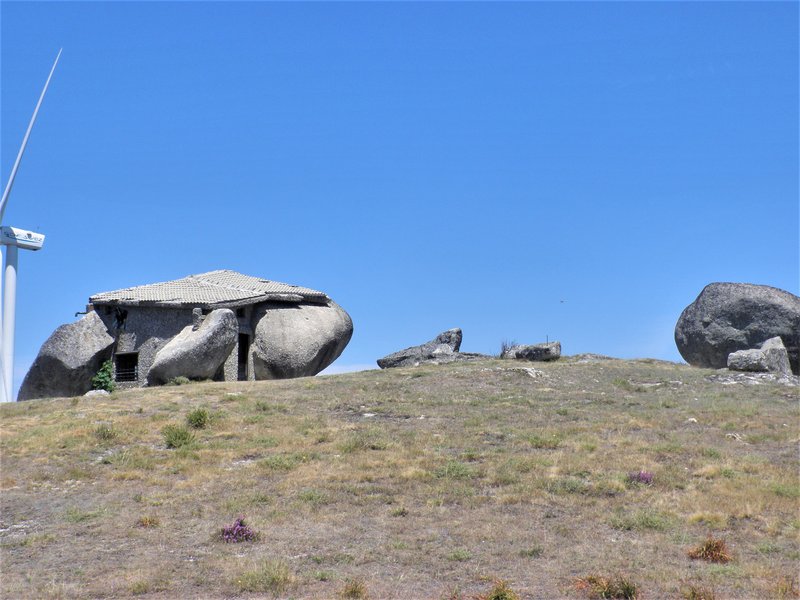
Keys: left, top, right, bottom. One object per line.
{"left": 90, "top": 270, "right": 328, "bottom": 307}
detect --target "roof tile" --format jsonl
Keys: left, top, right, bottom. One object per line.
{"left": 90, "top": 270, "right": 328, "bottom": 307}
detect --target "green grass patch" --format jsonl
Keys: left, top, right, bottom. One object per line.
{"left": 162, "top": 424, "right": 195, "bottom": 449}
{"left": 65, "top": 505, "right": 106, "bottom": 523}
{"left": 434, "top": 460, "right": 475, "bottom": 480}
{"left": 235, "top": 559, "right": 294, "bottom": 594}
{"left": 186, "top": 408, "right": 210, "bottom": 429}
{"left": 770, "top": 482, "right": 800, "bottom": 498}
{"left": 259, "top": 452, "right": 318, "bottom": 471}
{"left": 339, "top": 429, "right": 389, "bottom": 453}
{"left": 447, "top": 548, "right": 472, "bottom": 561}
{"left": 526, "top": 433, "right": 561, "bottom": 449}
{"left": 610, "top": 509, "right": 673, "bottom": 532}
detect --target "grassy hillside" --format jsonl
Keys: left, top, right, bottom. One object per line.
{"left": 1, "top": 357, "right": 798, "bottom": 599}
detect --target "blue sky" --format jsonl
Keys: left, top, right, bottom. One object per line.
{"left": 1, "top": 2, "right": 798, "bottom": 398}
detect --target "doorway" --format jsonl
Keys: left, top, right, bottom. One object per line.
{"left": 237, "top": 334, "right": 250, "bottom": 381}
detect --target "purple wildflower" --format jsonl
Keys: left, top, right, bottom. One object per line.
{"left": 221, "top": 516, "right": 257, "bottom": 543}
{"left": 627, "top": 470, "right": 654, "bottom": 485}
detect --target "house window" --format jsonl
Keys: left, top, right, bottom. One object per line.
{"left": 115, "top": 353, "right": 138, "bottom": 382}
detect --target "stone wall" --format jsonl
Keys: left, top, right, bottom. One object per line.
{"left": 95, "top": 305, "right": 195, "bottom": 386}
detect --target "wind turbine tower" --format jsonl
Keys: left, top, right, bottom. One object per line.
{"left": 0, "top": 49, "right": 61, "bottom": 402}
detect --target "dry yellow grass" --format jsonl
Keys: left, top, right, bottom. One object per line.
{"left": 1, "top": 356, "right": 798, "bottom": 599}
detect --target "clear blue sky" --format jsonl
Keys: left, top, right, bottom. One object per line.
{"left": 2, "top": 2, "right": 798, "bottom": 398}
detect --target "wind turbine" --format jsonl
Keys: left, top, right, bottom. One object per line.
{"left": 0, "top": 49, "right": 61, "bottom": 402}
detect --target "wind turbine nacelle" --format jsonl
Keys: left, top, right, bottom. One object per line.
{"left": 0, "top": 226, "right": 45, "bottom": 251}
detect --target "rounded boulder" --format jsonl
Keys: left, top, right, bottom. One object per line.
{"left": 147, "top": 308, "right": 238, "bottom": 385}
{"left": 18, "top": 311, "right": 114, "bottom": 400}
{"left": 675, "top": 282, "right": 800, "bottom": 374}
{"left": 252, "top": 301, "right": 353, "bottom": 379}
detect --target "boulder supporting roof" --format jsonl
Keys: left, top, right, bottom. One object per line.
{"left": 89, "top": 270, "right": 329, "bottom": 308}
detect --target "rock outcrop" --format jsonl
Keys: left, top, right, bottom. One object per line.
{"left": 252, "top": 301, "right": 353, "bottom": 379}
{"left": 18, "top": 311, "right": 115, "bottom": 400}
{"left": 675, "top": 283, "right": 800, "bottom": 375}
{"left": 501, "top": 342, "right": 561, "bottom": 361}
{"left": 377, "top": 328, "right": 487, "bottom": 368}
{"left": 727, "top": 337, "right": 792, "bottom": 377}
{"left": 147, "top": 309, "right": 238, "bottom": 385}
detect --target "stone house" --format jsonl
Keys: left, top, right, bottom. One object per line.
{"left": 19, "top": 270, "right": 353, "bottom": 399}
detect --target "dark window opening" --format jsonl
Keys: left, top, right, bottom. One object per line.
{"left": 237, "top": 334, "right": 250, "bottom": 381}
{"left": 113, "top": 307, "right": 128, "bottom": 330}
{"left": 115, "top": 353, "right": 138, "bottom": 382}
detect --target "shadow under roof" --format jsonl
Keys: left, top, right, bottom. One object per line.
{"left": 89, "top": 270, "right": 329, "bottom": 308}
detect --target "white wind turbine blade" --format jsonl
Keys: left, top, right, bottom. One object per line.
{"left": 0, "top": 48, "right": 62, "bottom": 224}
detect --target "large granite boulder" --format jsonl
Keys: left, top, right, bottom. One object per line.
{"left": 675, "top": 283, "right": 800, "bottom": 374}
{"left": 18, "top": 311, "right": 114, "bottom": 400}
{"left": 146, "top": 309, "right": 238, "bottom": 385}
{"left": 727, "top": 337, "right": 792, "bottom": 377}
{"left": 252, "top": 301, "right": 353, "bottom": 379}
{"left": 501, "top": 342, "right": 561, "bottom": 361}
{"left": 377, "top": 328, "right": 465, "bottom": 368}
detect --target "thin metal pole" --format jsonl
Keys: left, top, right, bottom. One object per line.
{"left": 0, "top": 246, "right": 5, "bottom": 403}
{"left": 2, "top": 245, "right": 18, "bottom": 401}
{"left": 0, "top": 48, "right": 62, "bottom": 225}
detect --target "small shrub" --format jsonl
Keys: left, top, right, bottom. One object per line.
{"left": 610, "top": 509, "right": 672, "bottom": 532}
{"left": 442, "top": 587, "right": 464, "bottom": 600}
{"left": 340, "top": 578, "right": 369, "bottom": 599}
{"left": 162, "top": 424, "right": 195, "bottom": 449}
{"left": 499, "top": 340, "right": 518, "bottom": 357}
{"left": 447, "top": 548, "right": 472, "bottom": 561}
{"left": 130, "top": 580, "right": 150, "bottom": 595}
{"left": 135, "top": 515, "right": 160, "bottom": 528}
{"left": 434, "top": 460, "right": 474, "bottom": 480}
{"left": 626, "top": 470, "right": 654, "bottom": 486}
{"left": 519, "top": 545, "right": 543, "bottom": 558}
{"left": 773, "top": 575, "right": 800, "bottom": 599}
{"left": 93, "top": 423, "right": 117, "bottom": 442}
{"left": 235, "top": 559, "right": 293, "bottom": 594}
{"left": 221, "top": 516, "right": 258, "bottom": 543}
{"left": 477, "top": 579, "right": 521, "bottom": 600}
{"left": 548, "top": 476, "right": 589, "bottom": 495}
{"left": 390, "top": 506, "right": 408, "bottom": 517}
{"left": 91, "top": 360, "right": 115, "bottom": 393}
{"left": 254, "top": 400, "right": 288, "bottom": 413}
{"left": 575, "top": 574, "right": 639, "bottom": 599}
{"left": 259, "top": 452, "right": 317, "bottom": 471}
{"left": 756, "top": 541, "right": 780, "bottom": 554}
{"left": 186, "top": 408, "right": 210, "bottom": 429}
{"left": 771, "top": 482, "right": 800, "bottom": 498}
{"left": 339, "top": 429, "right": 389, "bottom": 453}
{"left": 298, "top": 488, "right": 329, "bottom": 508}
{"left": 687, "top": 537, "right": 732, "bottom": 563}
{"left": 167, "top": 376, "right": 191, "bottom": 386}
{"left": 688, "top": 512, "right": 727, "bottom": 529}
{"left": 681, "top": 584, "right": 716, "bottom": 600}
{"left": 65, "top": 506, "right": 105, "bottom": 523}
{"left": 527, "top": 433, "right": 561, "bottom": 449}
{"left": 612, "top": 378, "right": 644, "bottom": 393}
